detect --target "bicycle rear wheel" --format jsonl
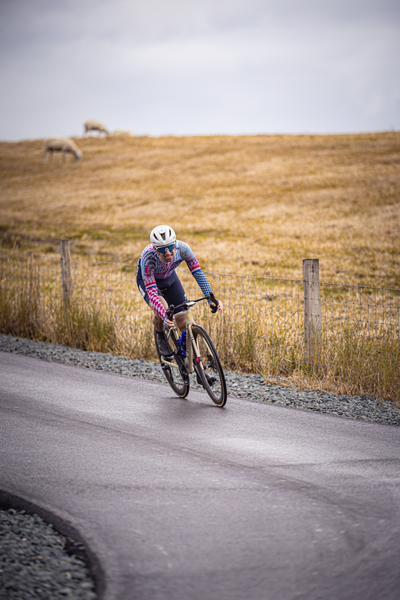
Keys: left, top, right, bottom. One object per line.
{"left": 155, "top": 330, "right": 190, "bottom": 398}
{"left": 192, "top": 325, "right": 227, "bottom": 407}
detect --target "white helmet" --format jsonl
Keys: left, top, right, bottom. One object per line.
{"left": 150, "top": 225, "right": 176, "bottom": 248}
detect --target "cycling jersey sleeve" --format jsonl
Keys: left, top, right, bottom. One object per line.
{"left": 141, "top": 259, "right": 167, "bottom": 321}
{"left": 147, "top": 284, "right": 167, "bottom": 321}
{"left": 179, "top": 242, "right": 213, "bottom": 300}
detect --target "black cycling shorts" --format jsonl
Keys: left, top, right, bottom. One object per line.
{"left": 136, "top": 261, "right": 187, "bottom": 315}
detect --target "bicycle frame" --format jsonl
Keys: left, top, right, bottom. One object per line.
{"left": 160, "top": 307, "right": 200, "bottom": 375}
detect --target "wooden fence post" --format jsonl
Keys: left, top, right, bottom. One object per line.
{"left": 60, "top": 239, "right": 73, "bottom": 305}
{"left": 303, "top": 258, "right": 321, "bottom": 363}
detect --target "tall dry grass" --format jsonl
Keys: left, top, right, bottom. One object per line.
{"left": 0, "top": 285, "right": 118, "bottom": 354}
{"left": 199, "top": 297, "right": 400, "bottom": 403}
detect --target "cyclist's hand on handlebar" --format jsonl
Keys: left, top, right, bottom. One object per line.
{"left": 209, "top": 292, "right": 223, "bottom": 313}
{"left": 211, "top": 300, "right": 223, "bottom": 312}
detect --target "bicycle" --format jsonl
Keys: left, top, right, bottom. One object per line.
{"left": 154, "top": 293, "right": 227, "bottom": 407}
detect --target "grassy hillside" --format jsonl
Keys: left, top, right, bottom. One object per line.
{"left": 1, "top": 132, "right": 399, "bottom": 288}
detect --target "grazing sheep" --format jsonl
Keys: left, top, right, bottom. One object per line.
{"left": 84, "top": 119, "right": 109, "bottom": 136}
{"left": 44, "top": 138, "right": 82, "bottom": 163}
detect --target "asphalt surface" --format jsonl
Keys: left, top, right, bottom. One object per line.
{"left": 1, "top": 351, "right": 399, "bottom": 600}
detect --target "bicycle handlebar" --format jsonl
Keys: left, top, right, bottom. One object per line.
{"left": 209, "top": 291, "right": 218, "bottom": 313}
{"left": 166, "top": 293, "right": 219, "bottom": 320}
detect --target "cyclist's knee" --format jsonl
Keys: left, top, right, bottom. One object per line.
{"left": 175, "top": 314, "right": 186, "bottom": 331}
{"left": 153, "top": 313, "right": 164, "bottom": 331}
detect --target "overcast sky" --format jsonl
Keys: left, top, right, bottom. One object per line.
{"left": 0, "top": 0, "right": 399, "bottom": 140}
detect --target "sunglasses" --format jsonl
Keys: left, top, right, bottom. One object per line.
{"left": 156, "top": 244, "right": 175, "bottom": 254}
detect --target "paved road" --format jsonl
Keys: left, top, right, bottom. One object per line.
{"left": 1, "top": 351, "right": 399, "bottom": 600}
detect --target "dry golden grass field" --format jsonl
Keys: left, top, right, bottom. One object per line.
{"left": 1, "top": 132, "right": 399, "bottom": 288}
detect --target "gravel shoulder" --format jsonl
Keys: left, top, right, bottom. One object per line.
{"left": 0, "top": 491, "right": 101, "bottom": 600}
{"left": 1, "top": 333, "right": 399, "bottom": 599}
{"left": 0, "top": 508, "right": 97, "bottom": 600}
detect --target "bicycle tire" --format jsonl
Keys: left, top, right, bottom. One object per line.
{"left": 191, "top": 324, "right": 227, "bottom": 407}
{"left": 154, "top": 330, "right": 190, "bottom": 398}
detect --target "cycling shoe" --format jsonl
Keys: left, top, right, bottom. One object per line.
{"left": 196, "top": 371, "right": 216, "bottom": 387}
{"left": 155, "top": 331, "right": 173, "bottom": 356}
{"left": 205, "top": 374, "right": 217, "bottom": 387}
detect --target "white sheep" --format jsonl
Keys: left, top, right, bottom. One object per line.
{"left": 44, "top": 138, "right": 82, "bottom": 163}
{"left": 84, "top": 119, "right": 109, "bottom": 136}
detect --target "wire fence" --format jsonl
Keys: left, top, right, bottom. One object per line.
{"left": 1, "top": 248, "right": 399, "bottom": 400}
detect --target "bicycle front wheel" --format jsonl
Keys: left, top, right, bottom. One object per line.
{"left": 154, "top": 331, "right": 190, "bottom": 399}
{"left": 192, "top": 325, "right": 227, "bottom": 407}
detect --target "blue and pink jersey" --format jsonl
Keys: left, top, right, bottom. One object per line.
{"left": 139, "top": 241, "right": 212, "bottom": 321}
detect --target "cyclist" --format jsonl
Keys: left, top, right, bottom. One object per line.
{"left": 137, "top": 225, "right": 223, "bottom": 356}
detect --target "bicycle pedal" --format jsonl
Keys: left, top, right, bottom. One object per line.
{"left": 206, "top": 375, "right": 217, "bottom": 387}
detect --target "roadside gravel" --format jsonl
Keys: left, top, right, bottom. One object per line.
{"left": 1, "top": 333, "right": 399, "bottom": 599}
{"left": 0, "top": 508, "right": 96, "bottom": 600}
